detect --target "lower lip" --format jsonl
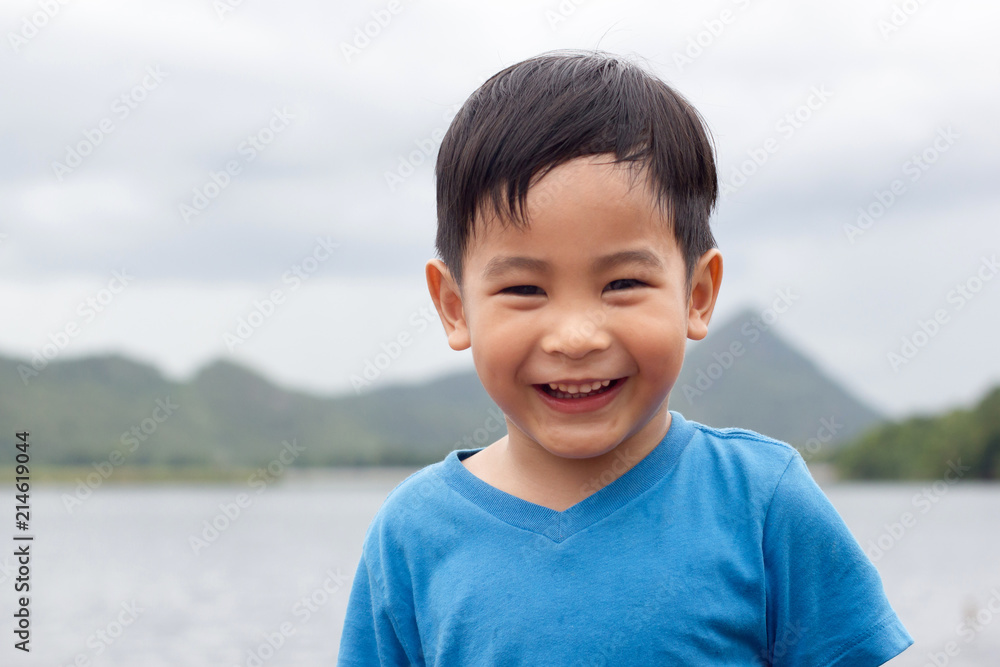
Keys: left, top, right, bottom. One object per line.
{"left": 533, "top": 378, "right": 626, "bottom": 414}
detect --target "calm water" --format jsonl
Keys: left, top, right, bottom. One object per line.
{"left": 0, "top": 471, "right": 997, "bottom": 666}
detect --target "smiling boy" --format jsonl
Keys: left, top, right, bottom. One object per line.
{"left": 430, "top": 153, "right": 710, "bottom": 513}
{"left": 338, "top": 50, "right": 912, "bottom": 666}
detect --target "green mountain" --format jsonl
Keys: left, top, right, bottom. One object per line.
{"left": 673, "top": 308, "right": 883, "bottom": 449}
{"left": 832, "top": 386, "right": 1000, "bottom": 480}
{"left": 0, "top": 353, "right": 501, "bottom": 467}
{"left": 0, "top": 309, "right": 882, "bottom": 468}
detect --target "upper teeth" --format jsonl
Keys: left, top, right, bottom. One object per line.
{"left": 548, "top": 380, "right": 612, "bottom": 394}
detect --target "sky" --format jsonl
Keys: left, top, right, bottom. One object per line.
{"left": 1, "top": 0, "right": 998, "bottom": 419}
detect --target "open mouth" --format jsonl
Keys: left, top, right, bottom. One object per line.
{"left": 538, "top": 378, "right": 623, "bottom": 400}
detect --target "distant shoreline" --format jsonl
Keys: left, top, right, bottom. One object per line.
{"left": 3, "top": 462, "right": 998, "bottom": 486}
{"left": 0, "top": 464, "right": 423, "bottom": 486}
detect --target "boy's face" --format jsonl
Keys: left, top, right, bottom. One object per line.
{"left": 427, "top": 154, "right": 721, "bottom": 461}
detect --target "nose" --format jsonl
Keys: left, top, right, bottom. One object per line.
{"left": 539, "top": 307, "right": 611, "bottom": 360}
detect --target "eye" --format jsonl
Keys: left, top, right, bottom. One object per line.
{"left": 500, "top": 285, "right": 545, "bottom": 296}
{"left": 604, "top": 278, "right": 645, "bottom": 292}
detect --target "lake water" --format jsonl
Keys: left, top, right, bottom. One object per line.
{"left": 1, "top": 470, "right": 998, "bottom": 666}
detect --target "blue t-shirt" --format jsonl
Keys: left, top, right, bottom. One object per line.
{"left": 338, "top": 411, "right": 912, "bottom": 666}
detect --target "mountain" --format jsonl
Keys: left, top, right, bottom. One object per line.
{"left": 0, "top": 352, "right": 500, "bottom": 467}
{"left": 0, "top": 309, "right": 882, "bottom": 467}
{"left": 673, "top": 308, "right": 883, "bottom": 449}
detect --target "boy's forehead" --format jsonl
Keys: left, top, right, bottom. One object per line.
{"left": 529, "top": 154, "right": 654, "bottom": 201}
{"left": 460, "top": 164, "right": 681, "bottom": 288}
{"left": 470, "top": 156, "right": 671, "bottom": 241}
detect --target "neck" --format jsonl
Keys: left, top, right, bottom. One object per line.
{"left": 476, "top": 406, "right": 671, "bottom": 511}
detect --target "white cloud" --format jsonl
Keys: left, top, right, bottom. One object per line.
{"left": 1, "top": 0, "right": 997, "bottom": 415}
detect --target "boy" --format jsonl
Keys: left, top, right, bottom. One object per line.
{"left": 338, "top": 50, "right": 912, "bottom": 665}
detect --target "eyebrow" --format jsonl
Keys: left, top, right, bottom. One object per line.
{"left": 481, "top": 249, "right": 664, "bottom": 280}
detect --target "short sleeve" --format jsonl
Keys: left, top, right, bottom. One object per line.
{"left": 337, "top": 552, "right": 416, "bottom": 666}
{"left": 762, "top": 453, "right": 913, "bottom": 666}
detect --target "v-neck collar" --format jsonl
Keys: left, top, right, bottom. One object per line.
{"left": 438, "top": 410, "right": 695, "bottom": 542}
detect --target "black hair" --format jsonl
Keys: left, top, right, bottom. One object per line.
{"left": 434, "top": 49, "right": 718, "bottom": 291}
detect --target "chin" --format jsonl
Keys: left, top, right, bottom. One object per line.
{"left": 539, "top": 437, "right": 621, "bottom": 460}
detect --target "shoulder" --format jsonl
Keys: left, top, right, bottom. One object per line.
{"left": 678, "top": 419, "right": 850, "bottom": 548}
{"left": 679, "top": 415, "right": 803, "bottom": 489}
{"left": 665, "top": 414, "right": 853, "bottom": 537}
{"left": 360, "top": 451, "right": 468, "bottom": 550}
{"left": 687, "top": 417, "right": 799, "bottom": 456}
{"left": 385, "top": 457, "right": 454, "bottom": 506}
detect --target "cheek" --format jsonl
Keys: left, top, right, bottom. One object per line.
{"left": 619, "top": 315, "right": 687, "bottom": 379}
{"left": 637, "top": 338, "right": 684, "bottom": 380}
{"left": 471, "top": 320, "right": 529, "bottom": 390}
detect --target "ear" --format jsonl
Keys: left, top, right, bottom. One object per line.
{"left": 687, "top": 249, "right": 723, "bottom": 341}
{"left": 426, "top": 259, "right": 471, "bottom": 351}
